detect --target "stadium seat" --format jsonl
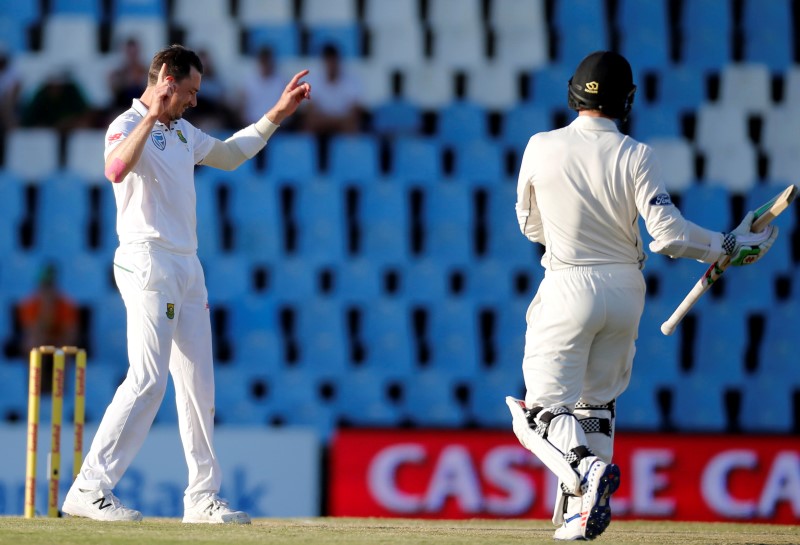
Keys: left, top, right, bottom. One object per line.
{"left": 464, "top": 258, "right": 514, "bottom": 304}
{"left": 307, "top": 24, "right": 362, "bottom": 58}
{"left": 617, "top": 0, "right": 669, "bottom": 73}
{"left": 110, "top": 16, "right": 169, "bottom": 57}
{"left": 391, "top": 137, "right": 443, "bottom": 183}
{"left": 245, "top": 24, "right": 301, "bottom": 58}
{"left": 671, "top": 374, "right": 728, "bottom": 431}
{"left": 452, "top": 140, "right": 503, "bottom": 185}
{"left": 37, "top": 173, "right": 91, "bottom": 256}
{"left": 691, "top": 301, "right": 747, "bottom": 387}
{"left": 300, "top": 0, "right": 356, "bottom": 25}
{"left": 65, "top": 129, "right": 106, "bottom": 181}
{"left": 364, "top": 0, "right": 418, "bottom": 28}
{"left": 183, "top": 19, "right": 240, "bottom": 75}
{"left": 429, "top": 26, "right": 485, "bottom": 70}
{"left": 680, "top": 184, "right": 732, "bottom": 231}
{"left": 402, "top": 258, "right": 449, "bottom": 305}
{"left": 465, "top": 64, "right": 519, "bottom": 110}
{"left": 204, "top": 254, "right": 251, "bottom": 304}
{"left": 552, "top": 0, "right": 609, "bottom": 68}
{"left": 0, "top": 172, "right": 26, "bottom": 254}
{"left": 0, "top": 361, "right": 31, "bottom": 423}
{"left": 111, "top": 0, "right": 166, "bottom": 18}
{"left": 371, "top": 99, "right": 423, "bottom": 136}
{"left": 360, "top": 299, "right": 416, "bottom": 378}
{"left": 469, "top": 367, "right": 522, "bottom": 428}
{"left": 742, "top": 0, "right": 792, "bottom": 71}
{"left": 486, "top": 182, "right": 539, "bottom": 266}
{"left": 630, "top": 104, "right": 683, "bottom": 141}
{"left": 718, "top": 63, "right": 772, "bottom": 115}
{"left": 423, "top": 181, "right": 473, "bottom": 264}
{"left": 369, "top": 24, "right": 424, "bottom": 69}
{"left": 335, "top": 258, "right": 382, "bottom": 304}
{"left": 680, "top": 0, "right": 732, "bottom": 71}
{"left": 615, "top": 372, "right": 664, "bottom": 431}
{"left": 51, "top": 0, "right": 102, "bottom": 17}
{"left": 703, "top": 144, "right": 758, "bottom": 193}
{"left": 265, "top": 134, "right": 319, "bottom": 181}
{"left": 270, "top": 257, "right": 319, "bottom": 302}
{"left": 694, "top": 104, "right": 751, "bottom": 154}
{"left": 295, "top": 298, "right": 349, "bottom": 376}
{"left": 41, "top": 15, "right": 99, "bottom": 63}
{"left": 347, "top": 60, "right": 392, "bottom": 108}
{"left": 5, "top": 128, "right": 59, "bottom": 181}
{"left": 236, "top": 0, "right": 293, "bottom": 24}
{"left": 428, "top": 299, "right": 480, "bottom": 378}
{"left": 92, "top": 293, "right": 128, "bottom": 363}
{"left": 328, "top": 135, "right": 380, "bottom": 183}
{"left": 403, "top": 62, "right": 454, "bottom": 108}
{"left": 0, "top": 2, "right": 41, "bottom": 27}
{"left": 295, "top": 181, "right": 346, "bottom": 264}
{"left": 57, "top": 251, "right": 111, "bottom": 304}
{"left": 758, "top": 302, "right": 800, "bottom": 378}
{"left": 0, "top": 15, "right": 30, "bottom": 52}
{"left": 500, "top": 103, "right": 550, "bottom": 152}
{"left": 359, "top": 182, "right": 411, "bottom": 265}
{"left": 529, "top": 64, "right": 574, "bottom": 110}
{"left": 437, "top": 101, "right": 488, "bottom": 146}
{"left": 492, "top": 27, "right": 549, "bottom": 72}
{"left": 739, "top": 374, "right": 794, "bottom": 433}
{"left": 228, "top": 177, "right": 281, "bottom": 260}
{"left": 645, "top": 137, "right": 695, "bottom": 194}
{"left": 172, "top": 0, "right": 231, "bottom": 26}
{"left": 401, "top": 368, "right": 468, "bottom": 427}
{"left": 336, "top": 367, "right": 403, "bottom": 427}
{"left": 652, "top": 64, "right": 706, "bottom": 113}
{"left": 194, "top": 173, "right": 223, "bottom": 259}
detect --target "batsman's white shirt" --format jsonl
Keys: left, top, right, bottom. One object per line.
{"left": 76, "top": 99, "right": 222, "bottom": 508}
{"left": 515, "top": 116, "right": 714, "bottom": 409}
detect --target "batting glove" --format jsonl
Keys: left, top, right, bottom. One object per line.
{"left": 723, "top": 211, "right": 779, "bottom": 266}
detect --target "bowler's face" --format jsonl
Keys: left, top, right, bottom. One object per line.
{"left": 168, "top": 67, "right": 201, "bottom": 121}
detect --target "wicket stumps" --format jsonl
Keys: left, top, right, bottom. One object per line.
{"left": 24, "top": 346, "right": 87, "bottom": 518}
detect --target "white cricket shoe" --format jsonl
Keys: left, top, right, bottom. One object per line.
{"left": 554, "top": 457, "right": 620, "bottom": 541}
{"left": 182, "top": 494, "right": 251, "bottom": 524}
{"left": 62, "top": 487, "right": 142, "bottom": 521}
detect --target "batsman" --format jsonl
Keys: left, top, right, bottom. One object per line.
{"left": 507, "top": 51, "right": 778, "bottom": 540}
{"left": 61, "top": 45, "right": 310, "bottom": 523}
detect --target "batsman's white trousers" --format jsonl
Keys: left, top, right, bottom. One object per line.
{"left": 75, "top": 243, "right": 220, "bottom": 507}
{"left": 523, "top": 264, "right": 645, "bottom": 409}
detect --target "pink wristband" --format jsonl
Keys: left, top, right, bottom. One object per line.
{"left": 105, "top": 157, "right": 127, "bottom": 183}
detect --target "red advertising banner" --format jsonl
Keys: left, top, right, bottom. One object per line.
{"left": 330, "top": 430, "right": 800, "bottom": 524}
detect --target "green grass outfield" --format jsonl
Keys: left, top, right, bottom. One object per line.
{"left": 1, "top": 517, "right": 799, "bottom": 545}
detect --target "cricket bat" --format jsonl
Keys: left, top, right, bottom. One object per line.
{"left": 660, "top": 184, "right": 797, "bottom": 336}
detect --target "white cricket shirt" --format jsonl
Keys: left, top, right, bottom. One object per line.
{"left": 517, "top": 116, "right": 716, "bottom": 271}
{"left": 105, "top": 99, "right": 216, "bottom": 254}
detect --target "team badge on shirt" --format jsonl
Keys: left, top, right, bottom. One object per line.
{"left": 176, "top": 129, "right": 187, "bottom": 144}
{"left": 151, "top": 130, "right": 166, "bottom": 150}
{"left": 166, "top": 303, "right": 175, "bottom": 319}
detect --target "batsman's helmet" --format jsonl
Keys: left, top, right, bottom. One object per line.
{"left": 567, "top": 51, "right": 636, "bottom": 120}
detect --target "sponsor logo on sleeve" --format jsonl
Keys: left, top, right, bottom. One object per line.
{"left": 649, "top": 193, "right": 673, "bottom": 206}
{"left": 108, "top": 132, "right": 123, "bottom": 143}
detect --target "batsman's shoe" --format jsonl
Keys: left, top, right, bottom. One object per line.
{"left": 563, "top": 457, "right": 620, "bottom": 541}
{"left": 183, "top": 494, "right": 251, "bottom": 524}
{"left": 62, "top": 487, "right": 142, "bottom": 521}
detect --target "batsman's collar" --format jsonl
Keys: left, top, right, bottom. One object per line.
{"left": 571, "top": 115, "right": 619, "bottom": 133}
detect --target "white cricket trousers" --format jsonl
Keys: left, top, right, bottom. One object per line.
{"left": 523, "top": 264, "right": 645, "bottom": 409}
{"left": 75, "top": 243, "right": 220, "bottom": 507}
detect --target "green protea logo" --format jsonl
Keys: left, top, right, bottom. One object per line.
{"left": 166, "top": 303, "right": 175, "bottom": 319}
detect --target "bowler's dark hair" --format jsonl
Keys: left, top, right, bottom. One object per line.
{"left": 148, "top": 44, "right": 203, "bottom": 85}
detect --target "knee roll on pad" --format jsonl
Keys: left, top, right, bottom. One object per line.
{"left": 506, "top": 397, "right": 594, "bottom": 496}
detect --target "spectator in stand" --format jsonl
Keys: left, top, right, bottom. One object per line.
{"left": 21, "top": 69, "right": 93, "bottom": 132}
{"left": 17, "top": 263, "right": 80, "bottom": 393}
{"left": 109, "top": 38, "right": 149, "bottom": 111}
{"left": 190, "top": 49, "right": 237, "bottom": 131}
{"left": 302, "top": 43, "right": 363, "bottom": 136}
{"left": 237, "top": 46, "right": 287, "bottom": 127}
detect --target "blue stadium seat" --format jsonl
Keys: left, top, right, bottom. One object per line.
{"left": 0, "top": 172, "right": 25, "bottom": 253}
{"left": 552, "top": 0, "right": 609, "bottom": 67}
{"left": 721, "top": 264, "right": 775, "bottom": 313}
{"left": 268, "top": 368, "right": 337, "bottom": 438}
{"left": 680, "top": 0, "right": 732, "bottom": 71}
{"left": 58, "top": 251, "right": 111, "bottom": 304}
{"left": 691, "top": 301, "right": 747, "bottom": 387}
{"left": 680, "top": 184, "right": 732, "bottom": 231}
{"left": 401, "top": 368, "right": 467, "bottom": 427}
{"left": 214, "top": 366, "right": 271, "bottom": 425}
{"left": 739, "top": 374, "right": 794, "bottom": 434}
{"left": 391, "top": 137, "right": 443, "bottom": 182}
{"left": 0, "top": 361, "right": 28, "bottom": 422}
{"left": 360, "top": 182, "right": 410, "bottom": 265}
{"left": 637, "top": 299, "right": 681, "bottom": 385}
{"left": 465, "top": 258, "right": 515, "bottom": 304}
{"left": 617, "top": 0, "right": 669, "bottom": 73}
{"left": 615, "top": 372, "right": 663, "bottom": 431}
{"left": 486, "top": 182, "right": 540, "bottom": 267}
{"left": 229, "top": 178, "right": 281, "bottom": 260}
{"left": 111, "top": 0, "right": 166, "bottom": 18}
{"left": 757, "top": 302, "right": 800, "bottom": 380}
{"left": 371, "top": 99, "right": 423, "bottom": 136}
{"left": 92, "top": 293, "right": 128, "bottom": 363}
{"left": 361, "top": 299, "right": 416, "bottom": 378}
{"left": 529, "top": 64, "right": 573, "bottom": 110}
{"left": 265, "top": 135, "right": 319, "bottom": 181}
{"left": 429, "top": 299, "right": 480, "bottom": 379}
{"left": 194, "top": 173, "right": 224, "bottom": 260}
{"left": 204, "top": 254, "right": 251, "bottom": 304}
{"left": 336, "top": 367, "right": 403, "bottom": 427}
{"left": 437, "top": 101, "right": 488, "bottom": 146}
{"left": 245, "top": 24, "right": 301, "bottom": 57}
{"left": 423, "top": 181, "right": 472, "bottom": 264}
{"left": 228, "top": 293, "right": 280, "bottom": 339}
{"left": 335, "top": 258, "right": 382, "bottom": 304}
{"left": 469, "top": 367, "right": 522, "bottom": 428}
{"left": 671, "top": 374, "right": 728, "bottom": 431}
{"left": 0, "top": 2, "right": 41, "bottom": 25}
{"left": 51, "top": 0, "right": 102, "bottom": 17}
{"left": 402, "top": 258, "right": 449, "bottom": 305}
{"left": 295, "top": 181, "right": 346, "bottom": 264}
{"left": 629, "top": 104, "right": 682, "bottom": 141}
{"left": 295, "top": 298, "right": 349, "bottom": 376}
{"left": 0, "top": 16, "right": 29, "bottom": 51}
{"left": 494, "top": 298, "right": 529, "bottom": 369}
{"left": 307, "top": 24, "right": 362, "bottom": 57}
{"left": 500, "top": 103, "right": 549, "bottom": 153}
{"left": 742, "top": 0, "right": 792, "bottom": 71}
{"left": 452, "top": 140, "right": 504, "bottom": 186}
{"left": 37, "top": 174, "right": 91, "bottom": 256}
{"left": 653, "top": 64, "right": 706, "bottom": 113}
{"left": 328, "top": 135, "right": 380, "bottom": 183}
{"left": 270, "top": 257, "right": 318, "bottom": 302}
{"left": 233, "top": 329, "right": 283, "bottom": 372}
